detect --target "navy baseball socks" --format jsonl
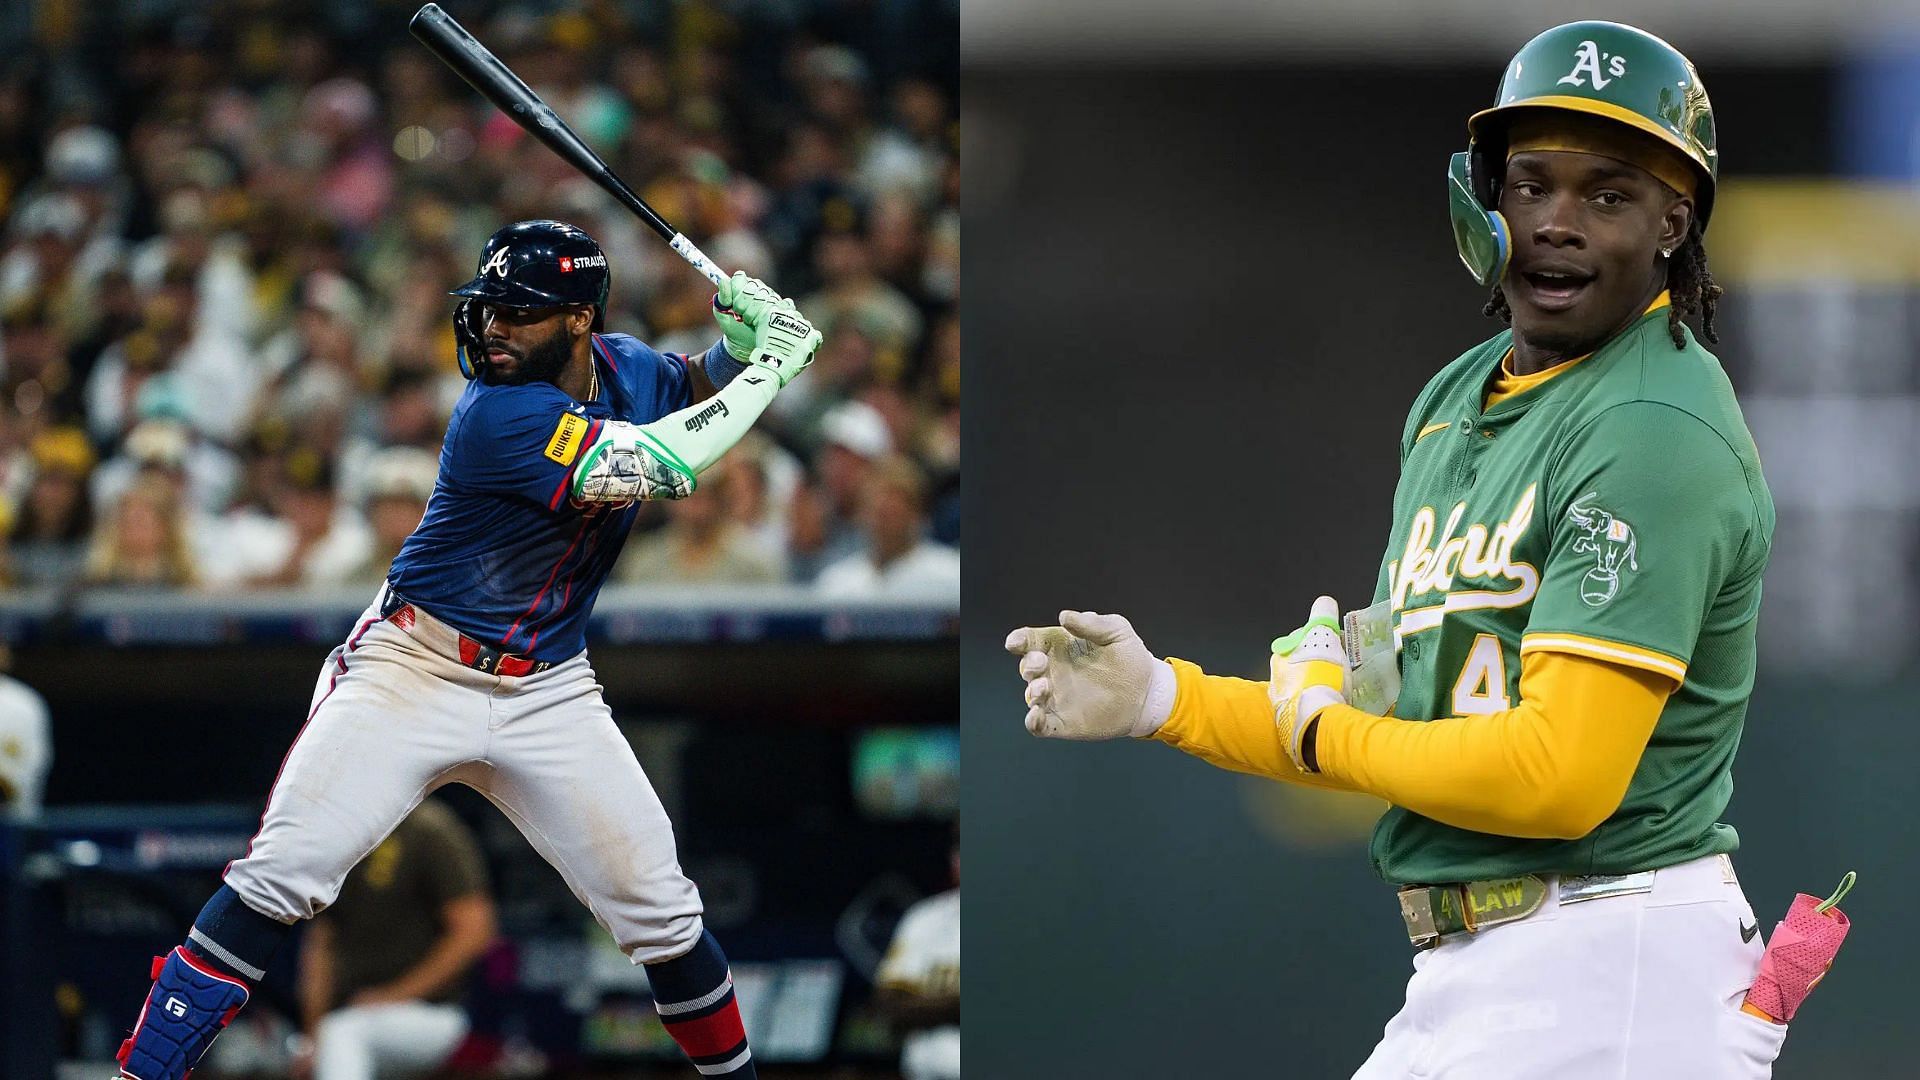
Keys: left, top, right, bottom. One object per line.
{"left": 646, "top": 930, "right": 757, "bottom": 1077}
{"left": 116, "top": 884, "right": 291, "bottom": 1080}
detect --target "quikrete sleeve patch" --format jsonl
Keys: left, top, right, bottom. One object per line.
{"left": 544, "top": 413, "right": 591, "bottom": 465}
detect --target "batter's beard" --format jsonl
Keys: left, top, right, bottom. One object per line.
{"left": 484, "top": 330, "right": 573, "bottom": 386}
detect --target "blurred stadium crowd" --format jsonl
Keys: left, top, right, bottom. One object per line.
{"left": 0, "top": 0, "right": 960, "bottom": 600}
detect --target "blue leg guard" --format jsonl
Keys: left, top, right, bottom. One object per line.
{"left": 115, "top": 946, "right": 251, "bottom": 1080}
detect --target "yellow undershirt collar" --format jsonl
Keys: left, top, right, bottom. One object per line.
{"left": 1486, "top": 290, "right": 1671, "bottom": 409}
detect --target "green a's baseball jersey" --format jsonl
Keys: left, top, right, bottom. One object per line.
{"left": 1368, "top": 305, "right": 1774, "bottom": 885}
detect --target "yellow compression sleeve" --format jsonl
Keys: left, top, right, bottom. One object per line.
{"left": 1152, "top": 658, "right": 1360, "bottom": 793}
{"left": 1312, "top": 650, "right": 1672, "bottom": 840}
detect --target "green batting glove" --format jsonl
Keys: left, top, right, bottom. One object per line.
{"left": 711, "top": 271, "right": 787, "bottom": 362}
{"left": 746, "top": 302, "right": 822, "bottom": 389}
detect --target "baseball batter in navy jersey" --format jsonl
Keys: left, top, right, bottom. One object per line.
{"left": 113, "top": 220, "right": 821, "bottom": 1080}
{"left": 391, "top": 328, "right": 695, "bottom": 661}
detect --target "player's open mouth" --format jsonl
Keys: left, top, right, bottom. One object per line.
{"left": 1519, "top": 268, "right": 1595, "bottom": 312}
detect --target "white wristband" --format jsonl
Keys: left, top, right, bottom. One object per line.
{"left": 1134, "top": 658, "right": 1177, "bottom": 737}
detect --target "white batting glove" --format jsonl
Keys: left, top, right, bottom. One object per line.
{"left": 1005, "top": 611, "right": 1172, "bottom": 740}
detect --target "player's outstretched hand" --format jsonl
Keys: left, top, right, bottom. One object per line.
{"left": 712, "top": 271, "right": 787, "bottom": 361}
{"left": 1268, "top": 595, "right": 1351, "bottom": 772}
{"left": 745, "top": 301, "right": 821, "bottom": 389}
{"left": 1005, "top": 611, "right": 1160, "bottom": 740}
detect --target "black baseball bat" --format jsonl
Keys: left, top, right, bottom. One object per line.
{"left": 408, "top": 2, "right": 727, "bottom": 286}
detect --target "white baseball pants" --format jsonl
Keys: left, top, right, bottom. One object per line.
{"left": 1353, "top": 853, "right": 1788, "bottom": 1079}
{"left": 313, "top": 1000, "right": 468, "bottom": 1080}
{"left": 225, "top": 589, "right": 704, "bottom": 963}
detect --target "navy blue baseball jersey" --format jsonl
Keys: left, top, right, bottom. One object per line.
{"left": 389, "top": 333, "right": 694, "bottom": 661}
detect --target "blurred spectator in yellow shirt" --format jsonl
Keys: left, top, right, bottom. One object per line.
{"left": 9, "top": 427, "right": 94, "bottom": 587}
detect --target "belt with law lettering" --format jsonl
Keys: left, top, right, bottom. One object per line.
{"left": 1397, "top": 868, "right": 1657, "bottom": 949}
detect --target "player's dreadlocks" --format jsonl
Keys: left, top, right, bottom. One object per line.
{"left": 1482, "top": 222, "right": 1723, "bottom": 349}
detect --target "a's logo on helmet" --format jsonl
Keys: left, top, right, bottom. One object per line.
{"left": 481, "top": 247, "right": 513, "bottom": 278}
{"left": 1556, "top": 40, "right": 1627, "bottom": 90}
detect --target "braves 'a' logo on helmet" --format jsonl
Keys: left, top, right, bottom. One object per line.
{"left": 482, "top": 246, "right": 513, "bottom": 277}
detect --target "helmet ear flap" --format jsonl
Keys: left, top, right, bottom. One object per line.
{"left": 1467, "top": 138, "right": 1503, "bottom": 211}
{"left": 453, "top": 298, "right": 487, "bottom": 380}
{"left": 1448, "top": 151, "right": 1512, "bottom": 288}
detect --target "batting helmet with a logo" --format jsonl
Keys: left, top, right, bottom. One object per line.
{"left": 448, "top": 219, "right": 611, "bottom": 378}
{"left": 1447, "top": 22, "right": 1716, "bottom": 286}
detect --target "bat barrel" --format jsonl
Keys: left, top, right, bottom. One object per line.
{"left": 410, "top": 4, "right": 541, "bottom": 110}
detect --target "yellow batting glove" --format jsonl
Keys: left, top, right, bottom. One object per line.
{"left": 1267, "top": 596, "right": 1350, "bottom": 772}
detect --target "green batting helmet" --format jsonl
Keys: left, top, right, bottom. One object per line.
{"left": 1447, "top": 21, "right": 1717, "bottom": 286}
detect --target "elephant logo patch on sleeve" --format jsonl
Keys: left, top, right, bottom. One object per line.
{"left": 1567, "top": 493, "right": 1638, "bottom": 607}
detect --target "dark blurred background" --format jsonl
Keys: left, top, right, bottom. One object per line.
{"left": 0, "top": 0, "right": 958, "bottom": 1076}
{"left": 963, "top": 2, "right": 1920, "bottom": 1077}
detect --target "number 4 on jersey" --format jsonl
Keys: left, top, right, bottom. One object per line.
{"left": 1452, "top": 633, "right": 1512, "bottom": 715}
